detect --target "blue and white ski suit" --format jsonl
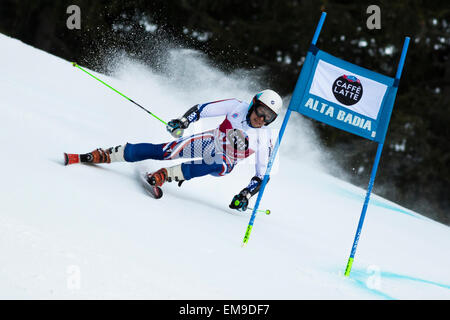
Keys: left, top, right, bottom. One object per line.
{"left": 123, "top": 99, "right": 273, "bottom": 193}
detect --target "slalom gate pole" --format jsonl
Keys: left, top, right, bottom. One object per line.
{"left": 241, "top": 12, "right": 327, "bottom": 246}
{"left": 71, "top": 62, "right": 168, "bottom": 126}
{"left": 241, "top": 110, "right": 292, "bottom": 246}
{"left": 344, "top": 37, "right": 410, "bottom": 277}
{"left": 344, "top": 142, "right": 384, "bottom": 276}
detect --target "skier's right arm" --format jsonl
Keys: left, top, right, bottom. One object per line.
{"left": 166, "top": 105, "right": 199, "bottom": 138}
{"left": 166, "top": 99, "right": 241, "bottom": 138}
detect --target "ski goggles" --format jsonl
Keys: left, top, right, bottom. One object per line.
{"left": 253, "top": 102, "right": 277, "bottom": 124}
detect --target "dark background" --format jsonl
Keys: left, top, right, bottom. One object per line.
{"left": 0, "top": 0, "right": 448, "bottom": 224}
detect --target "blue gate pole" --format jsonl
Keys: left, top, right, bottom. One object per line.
{"left": 344, "top": 37, "right": 410, "bottom": 276}
{"left": 242, "top": 12, "right": 327, "bottom": 246}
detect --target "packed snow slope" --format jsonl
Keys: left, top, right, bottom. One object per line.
{"left": 0, "top": 33, "right": 449, "bottom": 299}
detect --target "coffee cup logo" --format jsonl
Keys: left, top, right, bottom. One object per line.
{"left": 332, "top": 75, "right": 363, "bottom": 106}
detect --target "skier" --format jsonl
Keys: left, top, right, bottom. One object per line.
{"left": 64, "top": 89, "right": 282, "bottom": 211}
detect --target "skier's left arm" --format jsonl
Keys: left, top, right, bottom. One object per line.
{"left": 229, "top": 131, "right": 273, "bottom": 211}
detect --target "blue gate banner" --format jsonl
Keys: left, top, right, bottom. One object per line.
{"left": 289, "top": 46, "right": 398, "bottom": 143}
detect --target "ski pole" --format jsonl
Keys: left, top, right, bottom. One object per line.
{"left": 233, "top": 200, "right": 271, "bottom": 215}
{"left": 248, "top": 207, "right": 271, "bottom": 215}
{"left": 71, "top": 62, "right": 173, "bottom": 129}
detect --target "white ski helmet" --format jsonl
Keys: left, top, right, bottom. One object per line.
{"left": 248, "top": 89, "right": 283, "bottom": 125}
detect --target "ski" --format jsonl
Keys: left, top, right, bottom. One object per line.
{"left": 140, "top": 173, "right": 163, "bottom": 199}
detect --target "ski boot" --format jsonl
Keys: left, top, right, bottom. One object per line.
{"left": 143, "top": 164, "right": 185, "bottom": 199}
{"left": 64, "top": 145, "right": 126, "bottom": 165}
{"left": 146, "top": 164, "right": 185, "bottom": 187}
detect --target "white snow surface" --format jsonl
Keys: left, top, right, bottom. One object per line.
{"left": 0, "top": 33, "right": 449, "bottom": 300}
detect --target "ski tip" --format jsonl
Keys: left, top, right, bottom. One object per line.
{"left": 64, "top": 153, "right": 80, "bottom": 166}
{"left": 153, "top": 186, "right": 163, "bottom": 199}
{"left": 72, "top": 62, "right": 77, "bottom": 67}
{"left": 141, "top": 173, "right": 164, "bottom": 199}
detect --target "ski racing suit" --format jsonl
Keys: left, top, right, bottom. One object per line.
{"left": 123, "top": 99, "right": 273, "bottom": 195}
